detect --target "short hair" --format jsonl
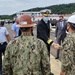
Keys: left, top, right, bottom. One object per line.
{"left": 68, "top": 22, "right": 75, "bottom": 30}
{"left": 59, "top": 15, "right": 63, "bottom": 18}
{"left": 0, "top": 21, "right": 4, "bottom": 26}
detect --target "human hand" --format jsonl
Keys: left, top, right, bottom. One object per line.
{"left": 13, "top": 34, "right": 16, "bottom": 38}
{"left": 52, "top": 43, "right": 60, "bottom": 49}
{"left": 55, "top": 37, "right": 57, "bottom": 40}
{"left": 60, "top": 71, "right": 66, "bottom": 75}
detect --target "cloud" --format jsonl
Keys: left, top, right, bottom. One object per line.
{"left": 0, "top": 0, "right": 75, "bottom": 15}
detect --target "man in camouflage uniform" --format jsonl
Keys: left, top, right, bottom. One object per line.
{"left": 2, "top": 14, "right": 51, "bottom": 75}
{"left": 60, "top": 15, "right": 75, "bottom": 75}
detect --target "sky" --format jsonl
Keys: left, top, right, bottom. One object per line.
{"left": 0, "top": 0, "right": 75, "bottom": 15}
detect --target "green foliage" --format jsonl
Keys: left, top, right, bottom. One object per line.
{"left": 0, "top": 14, "right": 16, "bottom": 20}
{"left": 0, "top": 15, "right": 12, "bottom": 20}
{"left": 49, "top": 3, "right": 75, "bottom": 14}
{"left": 22, "top": 3, "right": 75, "bottom": 14}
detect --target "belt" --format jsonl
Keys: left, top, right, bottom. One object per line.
{"left": 0, "top": 42, "right": 6, "bottom": 45}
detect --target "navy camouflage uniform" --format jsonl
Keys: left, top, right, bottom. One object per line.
{"left": 2, "top": 34, "right": 51, "bottom": 75}
{"left": 61, "top": 33, "right": 75, "bottom": 75}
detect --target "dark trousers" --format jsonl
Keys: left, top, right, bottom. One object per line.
{"left": 18, "top": 29, "right": 21, "bottom": 36}
{"left": 56, "top": 36, "right": 64, "bottom": 58}
{"left": 46, "top": 44, "right": 50, "bottom": 58}
{"left": 0, "top": 52, "right": 2, "bottom": 75}
{"left": 0, "top": 42, "right": 7, "bottom": 75}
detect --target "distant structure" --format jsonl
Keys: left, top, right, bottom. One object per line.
{"left": 16, "top": 11, "right": 42, "bottom": 22}
{"left": 16, "top": 11, "right": 42, "bottom": 17}
{"left": 16, "top": 9, "right": 52, "bottom": 22}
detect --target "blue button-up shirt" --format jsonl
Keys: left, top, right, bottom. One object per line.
{"left": 0, "top": 26, "right": 9, "bottom": 42}
{"left": 12, "top": 22, "right": 19, "bottom": 36}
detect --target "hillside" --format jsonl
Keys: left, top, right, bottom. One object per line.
{"left": 22, "top": 3, "right": 75, "bottom": 14}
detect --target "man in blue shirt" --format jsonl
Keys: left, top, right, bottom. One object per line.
{"left": 12, "top": 18, "right": 20, "bottom": 38}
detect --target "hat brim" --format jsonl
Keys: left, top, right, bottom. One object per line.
{"left": 17, "top": 23, "right": 35, "bottom": 28}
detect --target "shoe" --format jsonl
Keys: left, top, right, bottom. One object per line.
{"left": 50, "top": 72, "right": 54, "bottom": 75}
{"left": 55, "top": 57, "right": 59, "bottom": 59}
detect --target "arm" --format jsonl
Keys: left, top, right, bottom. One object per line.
{"left": 37, "top": 23, "right": 49, "bottom": 43}
{"left": 6, "top": 34, "right": 11, "bottom": 42}
{"left": 60, "top": 38, "right": 72, "bottom": 75}
{"left": 12, "top": 30, "right": 16, "bottom": 38}
{"left": 60, "top": 71, "right": 66, "bottom": 75}
{"left": 41, "top": 42, "right": 51, "bottom": 75}
{"left": 2, "top": 44, "right": 12, "bottom": 75}
{"left": 37, "top": 23, "right": 53, "bottom": 45}
{"left": 5, "top": 27, "right": 11, "bottom": 42}
{"left": 12, "top": 24, "right": 16, "bottom": 38}
{"left": 37, "top": 23, "right": 59, "bottom": 49}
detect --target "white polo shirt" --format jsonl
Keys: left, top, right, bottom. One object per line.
{"left": 0, "top": 26, "right": 9, "bottom": 42}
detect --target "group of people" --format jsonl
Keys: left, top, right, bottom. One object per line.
{"left": 0, "top": 9, "right": 75, "bottom": 75}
